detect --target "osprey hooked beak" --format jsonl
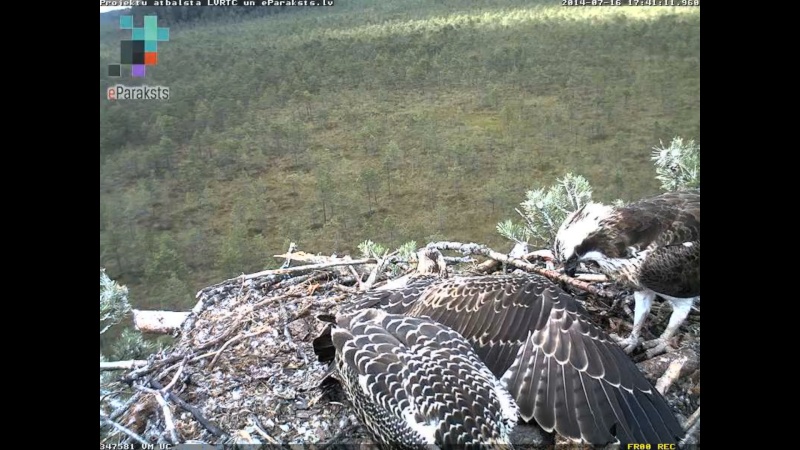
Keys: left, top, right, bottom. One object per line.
{"left": 563, "top": 255, "right": 579, "bottom": 278}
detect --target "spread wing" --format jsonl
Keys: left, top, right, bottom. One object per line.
{"left": 337, "top": 275, "right": 440, "bottom": 315}
{"left": 331, "top": 309, "right": 517, "bottom": 447}
{"left": 405, "top": 274, "right": 684, "bottom": 446}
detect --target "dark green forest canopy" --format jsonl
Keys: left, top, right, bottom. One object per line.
{"left": 99, "top": 0, "right": 700, "bottom": 311}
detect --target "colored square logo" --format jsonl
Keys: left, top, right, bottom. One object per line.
{"left": 110, "top": 15, "right": 170, "bottom": 79}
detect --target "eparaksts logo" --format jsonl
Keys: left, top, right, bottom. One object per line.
{"left": 107, "top": 85, "right": 170, "bottom": 100}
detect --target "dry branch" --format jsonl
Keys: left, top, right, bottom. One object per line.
{"left": 100, "top": 414, "right": 150, "bottom": 446}
{"left": 101, "top": 360, "right": 148, "bottom": 371}
{"left": 133, "top": 310, "right": 190, "bottom": 335}
{"left": 655, "top": 356, "right": 687, "bottom": 395}
{"left": 149, "top": 380, "right": 225, "bottom": 438}
{"left": 427, "top": 241, "right": 617, "bottom": 298}
{"left": 221, "top": 258, "right": 377, "bottom": 285}
{"left": 135, "top": 386, "right": 180, "bottom": 444}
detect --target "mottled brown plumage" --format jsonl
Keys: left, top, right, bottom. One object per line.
{"left": 329, "top": 308, "right": 518, "bottom": 449}
{"left": 326, "top": 271, "right": 684, "bottom": 446}
{"left": 555, "top": 190, "right": 700, "bottom": 353}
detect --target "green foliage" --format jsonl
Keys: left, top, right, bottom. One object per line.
{"left": 499, "top": 173, "right": 593, "bottom": 248}
{"left": 358, "top": 239, "right": 387, "bottom": 259}
{"left": 109, "top": 328, "right": 160, "bottom": 361}
{"left": 651, "top": 137, "right": 700, "bottom": 191}
{"left": 397, "top": 241, "right": 418, "bottom": 261}
{"left": 100, "top": 268, "right": 131, "bottom": 335}
{"left": 496, "top": 219, "right": 531, "bottom": 245}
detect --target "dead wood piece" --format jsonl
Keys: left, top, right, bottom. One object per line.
{"left": 123, "top": 354, "right": 185, "bottom": 383}
{"left": 101, "top": 360, "right": 148, "bottom": 371}
{"left": 655, "top": 356, "right": 687, "bottom": 395}
{"left": 133, "top": 310, "right": 190, "bottom": 335}
{"left": 109, "top": 392, "right": 143, "bottom": 422}
{"left": 683, "top": 406, "right": 700, "bottom": 431}
{"left": 636, "top": 346, "right": 700, "bottom": 384}
{"left": 362, "top": 250, "right": 397, "bottom": 291}
{"left": 150, "top": 379, "right": 226, "bottom": 438}
{"left": 225, "top": 258, "right": 377, "bottom": 285}
{"left": 428, "top": 241, "right": 617, "bottom": 298}
{"left": 681, "top": 410, "right": 700, "bottom": 445}
{"left": 100, "top": 414, "right": 150, "bottom": 446}
{"left": 575, "top": 274, "right": 608, "bottom": 282}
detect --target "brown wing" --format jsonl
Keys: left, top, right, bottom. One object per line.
{"left": 332, "top": 309, "right": 517, "bottom": 447}
{"left": 612, "top": 190, "right": 700, "bottom": 252}
{"left": 405, "top": 274, "right": 684, "bottom": 446}
{"left": 337, "top": 275, "right": 440, "bottom": 315}
{"left": 640, "top": 241, "right": 700, "bottom": 298}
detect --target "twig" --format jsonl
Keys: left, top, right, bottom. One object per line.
{"left": 134, "top": 386, "right": 180, "bottom": 444}
{"left": 160, "top": 357, "right": 187, "bottom": 393}
{"left": 149, "top": 379, "right": 225, "bottom": 438}
{"left": 217, "top": 258, "right": 377, "bottom": 285}
{"left": 101, "top": 360, "right": 148, "bottom": 371}
{"left": 207, "top": 324, "right": 274, "bottom": 369}
{"left": 156, "top": 392, "right": 180, "bottom": 443}
{"left": 681, "top": 407, "right": 700, "bottom": 445}
{"left": 576, "top": 274, "right": 608, "bottom": 282}
{"left": 348, "top": 266, "right": 364, "bottom": 290}
{"left": 109, "top": 391, "right": 143, "bottom": 421}
{"left": 655, "top": 356, "right": 687, "bottom": 395}
{"left": 123, "top": 354, "right": 185, "bottom": 383}
{"left": 683, "top": 406, "right": 700, "bottom": 430}
{"left": 515, "top": 207, "right": 537, "bottom": 234}
{"left": 362, "top": 250, "right": 397, "bottom": 291}
{"left": 100, "top": 414, "right": 150, "bottom": 446}
{"left": 427, "top": 241, "right": 617, "bottom": 298}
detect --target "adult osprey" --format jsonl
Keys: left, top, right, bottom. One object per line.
{"left": 329, "top": 308, "right": 518, "bottom": 449}
{"left": 316, "top": 248, "right": 685, "bottom": 446}
{"left": 554, "top": 190, "right": 700, "bottom": 354}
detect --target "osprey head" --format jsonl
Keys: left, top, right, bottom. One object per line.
{"left": 554, "top": 202, "right": 615, "bottom": 277}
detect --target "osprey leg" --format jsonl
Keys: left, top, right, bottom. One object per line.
{"left": 642, "top": 296, "right": 696, "bottom": 357}
{"left": 612, "top": 289, "right": 655, "bottom": 354}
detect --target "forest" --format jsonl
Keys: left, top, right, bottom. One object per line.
{"left": 99, "top": 0, "right": 700, "bottom": 312}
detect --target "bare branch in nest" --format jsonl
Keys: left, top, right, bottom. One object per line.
{"left": 427, "top": 241, "right": 617, "bottom": 299}
{"left": 683, "top": 406, "right": 700, "bottom": 430}
{"left": 362, "top": 250, "right": 397, "bottom": 291}
{"left": 160, "top": 357, "right": 188, "bottom": 393}
{"left": 122, "top": 353, "right": 185, "bottom": 383}
{"left": 655, "top": 356, "right": 687, "bottom": 395}
{"left": 224, "top": 258, "right": 378, "bottom": 285}
{"left": 100, "top": 414, "right": 150, "bottom": 447}
{"left": 681, "top": 406, "right": 700, "bottom": 445}
{"left": 101, "top": 360, "right": 148, "bottom": 371}
{"left": 149, "top": 379, "right": 226, "bottom": 438}
{"left": 109, "top": 392, "right": 143, "bottom": 422}
{"left": 134, "top": 386, "right": 180, "bottom": 444}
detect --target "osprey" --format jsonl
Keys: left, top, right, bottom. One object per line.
{"left": 316, "top": 247, "right": 685, "bottom": 447}
{"left": 554, "top": 190, "right": 700, "bottom": 354}
{"left": 329, "top": 308, "right": 518, "bottom": 449}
